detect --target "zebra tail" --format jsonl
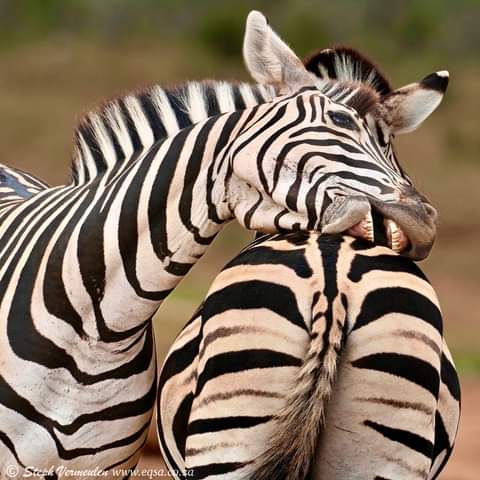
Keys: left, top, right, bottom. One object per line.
{"left": 245, "top": 300, "right": 346, "bottom": 480}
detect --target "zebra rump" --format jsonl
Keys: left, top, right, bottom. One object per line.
{"left": 157, "top": 233, "right": 460, "bottom": 480}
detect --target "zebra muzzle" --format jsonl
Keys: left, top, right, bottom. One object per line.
{"left": 321, "top": 196, "right": 418, "bottom": 256}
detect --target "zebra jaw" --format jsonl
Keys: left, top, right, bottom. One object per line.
{"left": 346, "top": 211, "right": 409, "bottom": 253}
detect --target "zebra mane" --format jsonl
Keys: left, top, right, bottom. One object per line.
{"left": 304, "top": 46, "right": 392, "bottom": 97}
{"left": 70, "top": 80, "right": 275, "bottom": 184}
{"left": 70, "top": 73, "right": 381, "bottom": 184}
{"left": 319, "top": 82, "right": 379, "bottom": 118}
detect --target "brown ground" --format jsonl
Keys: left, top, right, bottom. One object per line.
{"left": 135, "top": 378, "right": 479, "bottom": 479}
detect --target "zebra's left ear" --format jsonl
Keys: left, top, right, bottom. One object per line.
{"left": 243, "top": 11, "right": 314, "bottom": 90}
{"left": 381, "top": 71, "right": 449, "bottom": 134}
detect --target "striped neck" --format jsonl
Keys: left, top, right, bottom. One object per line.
{"left": 73, "top": 103, "right": 265, "bottom": 331}
{"left": 70, "top": 80, "right": 276, "bottom": 185}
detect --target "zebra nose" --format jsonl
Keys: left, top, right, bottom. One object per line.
{"left": 423, "top": 202, "right": 438, "bottom": 225}
{"left": 400, "top": 186, "right": 438, "bottom": 226}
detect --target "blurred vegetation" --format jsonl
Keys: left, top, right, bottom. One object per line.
{"left": 453, "top": 350, "right": 480, "bottom": 376}
{"left": 0, "top": 0, "right": 478, "bottom": 372}
{"left": 0, "top": 0, "right": 479, "bottom": 65}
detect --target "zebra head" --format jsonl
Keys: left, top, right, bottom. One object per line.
{"left": 233, "top": 11, "right": 448, "bottom": 260}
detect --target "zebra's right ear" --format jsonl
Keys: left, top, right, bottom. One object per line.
{"left": 243, "top": 11, "right": 314, "bottom": 90}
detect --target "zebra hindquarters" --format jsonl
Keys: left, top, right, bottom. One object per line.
{"left": 311, "top": 281, "right": 455, "bottom": 480}
{"left": 157, "top": 234, "right": 325, "bottom": 479}
{"left": 183, "top": 302, "right": 311, "bottom": 478}
{"left": 157, "top": 234, "right": 460, "bottom": 480}
{"left": 157, "top": 310, "right": 202, "bottom": 476}
{"left": 158, "top": 303, "right": 311, "bottom": 480}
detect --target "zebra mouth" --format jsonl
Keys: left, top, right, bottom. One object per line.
{"left": 345, "top": 209, "right": 410, "bottom": 253}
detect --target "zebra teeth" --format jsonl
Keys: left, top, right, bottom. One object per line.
{"left": 346, "top": 211, "right": 374, "bottom": 243}
{"left": 385, "top": 219, "right": 409, "bottom": 253}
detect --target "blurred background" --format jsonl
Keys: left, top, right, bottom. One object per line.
{"left": 0, "top": 0, "right": 478, "bottom": 477}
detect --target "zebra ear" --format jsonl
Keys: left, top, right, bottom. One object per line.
{"left": 243, "top": 11, "right": 313, "bottom": 89}
{"left": 381, "top": 71, "right": 449, "bottom": 134}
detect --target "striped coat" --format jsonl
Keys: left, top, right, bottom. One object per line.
{"left": 158, "top": 232, "right": 460, "bottom": 479}
{"left": 0, "top": 10, "right": 450, "bottom": 477}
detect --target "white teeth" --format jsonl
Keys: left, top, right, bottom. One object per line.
{"left": 385, "top": 219, "right": 409, "bottom": 253}
{"left": 359, "top": 211, "right": 374, "bottom": 242}
{"left": 345, "top": 210, "right": 374, "bottom": 243}
{"left": 346, "top": 214, "right": 409, "bottom": 252}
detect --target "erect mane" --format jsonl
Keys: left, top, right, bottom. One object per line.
{"left": 70, "top": 54, "right": 385, "bottom": 185}
{"left": 304, "top": 46, "right": 392, "bottom": 97}
{"left": 70, "top": 80, "right": 275, "bottom": 184}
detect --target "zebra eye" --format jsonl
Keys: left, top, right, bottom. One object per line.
{"left": 328, "top": 111, "right": 357, "bottom": 130}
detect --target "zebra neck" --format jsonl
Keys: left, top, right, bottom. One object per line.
{"left": 89, "top": 107, "right": 246, "bottom": 334}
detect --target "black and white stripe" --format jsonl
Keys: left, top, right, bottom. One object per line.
{"left": 157, "top": 233, "right": 460, "bottom": 480}
{"left": 70, "top": 81, "right": 274, "bottom": 185}
{"left": 0, "top": 78, "right": 426, "bottom": 476}
{"left": 0, "top": 10, "right": 449, "bottom": 476}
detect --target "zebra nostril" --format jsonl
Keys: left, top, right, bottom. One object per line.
{"left": 424, "top": 203, "right": 438, "bottom": 224}
{"left": 400, "top": 186, "right": 437, "bottom": 224}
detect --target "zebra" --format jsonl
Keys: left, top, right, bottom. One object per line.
{"left": 0, "top": 10, "right": 447, "bottom": 476}
{"left": 0, "top": 12, "right": 447, "bottom": 478}
{"left": 157, "top": 232, "right": 461, "bottom": 480}
{"left": 157, "top": 13, "right": 459, "bottom": 479}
